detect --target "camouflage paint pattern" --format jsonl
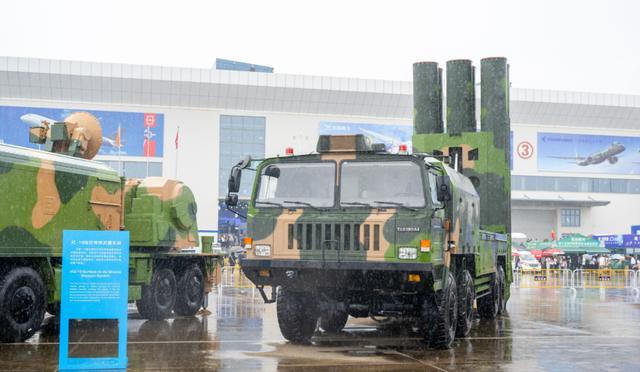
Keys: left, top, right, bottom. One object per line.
{"left": 124, "top": 177, "right": 199, "bottom": 249}
{"left": 0, "top": 143, "right": 122, "bottom": 256}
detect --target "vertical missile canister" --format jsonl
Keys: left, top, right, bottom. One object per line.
{"left": 480, "top": 57, "right": 510, "bottom": 152}
{"left": 446, "top": 59, "right": 476, "bottom": 134}
{"left": 480, "top": 57, "right": 511, "bottom": 233}
{"left": 412, "top": 57, "right": 511, "bottom": 234}
{"left": 413, "top": 62, "right": 443, "bottom": 135}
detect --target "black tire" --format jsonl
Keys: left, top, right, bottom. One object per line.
{"left": 136, "top": 268, "right": 177, "bottom": 320}
{"left": 477, "top": 271, "right": 500, "bottom": 319}
{"left": 319, "top": 309, "right": 349, "bottom": 333}
{"left": 422, "top": 271, "right": 458, "bottom": 349}
{"left": 456, "top": 270, "right": 475, "bottom": 337}
{"left": 496, "top": 266, "right": 506, "bottom": 315}
{"left": 276, "top": 287, "right": 318, "bottom": 343}
{"left": 0, "top": 267, "right": 46, "bottom": 342}
{"left": 174, "top": 265, "right": 204, "bottom": 317}
{"left": 47, "top": 302, "right": 60, "bottom": 317}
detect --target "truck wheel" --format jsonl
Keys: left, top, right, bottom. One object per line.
{"left": 456, "top": 270, "right": 475, "bottom": 337}
{"left": 319, "top": 309, "right": 348, "bottom": 333}
{"left": 136, "top": 268, "right": 177, "bottom": 320}
{"left": 174, "top": 265, "right": 204, "bottom": 317}
{"left": 423, "top": 271, "right": 457, "bottom": 349}
{"left": 0, "top": 267, "right": 46, "bottom": 342}
{"left": 477, "top": 271, "right": 500, "bottom": 319}
{"left": 276, "top": 287, "right": 318, "bottom": 343}
{"left": 497, "top": 266, "right": 506, "bottom": 315}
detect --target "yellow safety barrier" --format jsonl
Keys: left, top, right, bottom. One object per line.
{"left": 513, "top": 269, "right": 573, "bottom": 289}
{"left": 573, "top": 269, "right": 637, "bottom": 289}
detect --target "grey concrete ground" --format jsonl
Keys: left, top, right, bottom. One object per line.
{"left": 1, "top": 286, "right": 639, "bottom": 371}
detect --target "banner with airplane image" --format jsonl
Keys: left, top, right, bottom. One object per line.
{"left": 0, "top": 105, "right": 164, "bottom": 157}
{"left": 537, "top": 132, "right": 640, "bottom": 175}
{"left": 318, "top": 121, "right": 412, "bottom": 152}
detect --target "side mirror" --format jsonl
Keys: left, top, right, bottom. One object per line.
{"left": 225, "top": 193, "right": 238, "bottom": 207}
{"left": 237, "top": 155, "right": 252, "bottom": 169}
{"left": 264, "top": 165, "right": 280, "bottom": 179}
{"left": 436, "top": 175, "right": 451, "bottom": 202}
{"left": 228, "top": 166, "right": 242, "bottom": 193}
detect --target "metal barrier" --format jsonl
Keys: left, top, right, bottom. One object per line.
{"left": 513, "top": 269, "right": 639, "bottom": 291}
{"left": 573, "top": 269, "right": 637, "bottom": 289}
{"left": 218, "top": 264, "right": 257, "bottom": 297}
{"left": 513, "top": 269, "right": 573, "bottom": 289}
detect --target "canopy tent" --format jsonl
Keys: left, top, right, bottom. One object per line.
{"left": 523, "top": 241, "right": 554, "bottom": 251}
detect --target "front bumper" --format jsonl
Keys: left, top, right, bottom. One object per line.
{"left": 240, "top": 258, "right": 434, "bottom": 289}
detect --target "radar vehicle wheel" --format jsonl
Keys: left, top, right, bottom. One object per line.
{"left": 136, "top": 268, "right": 177, "bottom": 320}
{"left": 0, "top": 267, "right": 46, "bottom": 342}
{"left": 174, "top": 265, "right": 204, "bottom": 316}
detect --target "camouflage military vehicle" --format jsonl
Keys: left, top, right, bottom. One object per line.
{"left": 0, "top": 112, "right": 218, "bottom": 342}
{"left": 226, "top": 57, "right": 512, "bottom": 349}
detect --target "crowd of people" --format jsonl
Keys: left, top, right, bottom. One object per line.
{"left": 519, "top": 254, "right": 639, "bottom": 271}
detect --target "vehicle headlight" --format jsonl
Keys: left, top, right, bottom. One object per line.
{"left": 254, "top": 245, "right": 271, "bottom": 257}
{"left": 398, "top": 247, "right": 417, "bottom": 260}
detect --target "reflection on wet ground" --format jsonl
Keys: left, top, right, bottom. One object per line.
{"left": 1, "top": 287, "right": 639, "bottom": 371}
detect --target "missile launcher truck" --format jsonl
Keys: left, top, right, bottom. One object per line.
{"left": 225, "top": 57, "right": 512, "bottom": 349}
{"left": 0, "top": 112, "right": 219, "bottom": 342}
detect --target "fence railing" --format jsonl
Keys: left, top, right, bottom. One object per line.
{"left": 513, "top": 269, "right": 639, "bottom": 291}
{"left": 218, "top": 264, "right": 258, "bottom": 297}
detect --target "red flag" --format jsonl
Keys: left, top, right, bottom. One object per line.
{"left": 175, "top": 126, "right": 180, "bottom": 150}
{"left": 551, "top": 230, "right": 556, "bottom": 241}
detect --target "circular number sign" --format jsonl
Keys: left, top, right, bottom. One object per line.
{"left": 517, "top": 141, "right": 534, "bottom": 159}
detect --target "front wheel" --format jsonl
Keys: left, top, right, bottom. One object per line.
{"left": 0, "top": 267, "right": 47, "bottom": 343}
{"left": 422, "top": 271, "right": 458, "bottom": 349}
{"left": 136, "top": 268, "right": 177, "bottom": 320}
{"left": 276, "top": 287, "right": 318, "bottom": 343}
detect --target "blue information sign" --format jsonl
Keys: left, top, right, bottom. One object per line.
{"left": 59, "top": 230, "right": 129, "bottom": 370}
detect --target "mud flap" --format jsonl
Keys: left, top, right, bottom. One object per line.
{"left": 257, "top": 285, "right": 277, "bottom": 304}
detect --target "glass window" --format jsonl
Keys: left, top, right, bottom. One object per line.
{"left": 255, "top": 162, "right": 335, "bottom": 208}
{"left": 340, "top": 161, "right": 425, "bottom": 207}
{"left": 219, "top": 115, "right": 265, "bottom": 197}
{"left": 428, "top": 172, "right": 441, "bottom": 206}
{"left": 561, "top": 208, "right": 581, "bottom": 227}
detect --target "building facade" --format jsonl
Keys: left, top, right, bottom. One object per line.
{"left": 1, "top": 57, "right": 639, "bottom": 241}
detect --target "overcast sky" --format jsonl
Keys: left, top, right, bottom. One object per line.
{"left": 2, "top": 0, "right": 640, "bottom": 95}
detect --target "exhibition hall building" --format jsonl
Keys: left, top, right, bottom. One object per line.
{"left": 1, "top": 56, "right": 639, "bottom": 243}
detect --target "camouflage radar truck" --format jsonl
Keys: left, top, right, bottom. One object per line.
{"left": 0, "top": 112, "right": 219, "bottom": 342}
{"left": 225, "top": 57, "right": 512, "bottom": 348}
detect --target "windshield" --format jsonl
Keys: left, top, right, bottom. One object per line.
{"left": 340, "top": 160, "right": 426, "bottom": 207}
{"left": 255, "top": 162, "right": 335, "bottom": 207}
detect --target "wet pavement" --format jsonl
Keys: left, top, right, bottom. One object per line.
{"left": 1, "top": 286, "right": 639, "bottom": 371}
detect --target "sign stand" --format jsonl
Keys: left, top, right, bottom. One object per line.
{"left": 59, "top": 230, "right": 129, "bottom": 370}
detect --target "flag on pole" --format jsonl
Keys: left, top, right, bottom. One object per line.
{"left": 175, "top": 126, "right": 180, "bottom": 150}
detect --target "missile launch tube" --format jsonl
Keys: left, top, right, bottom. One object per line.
{"left": 446, "top": 60, "right": 476, "bottom": 134}
{"left": 413, "top": 62, "right": 443, "bottom": 135}
{"left": 480, "top": 57, "right": 510, "bottom": 150}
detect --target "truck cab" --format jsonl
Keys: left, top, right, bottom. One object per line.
{"left": 226, "top": 134, "right": 509, "bottom": 348}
